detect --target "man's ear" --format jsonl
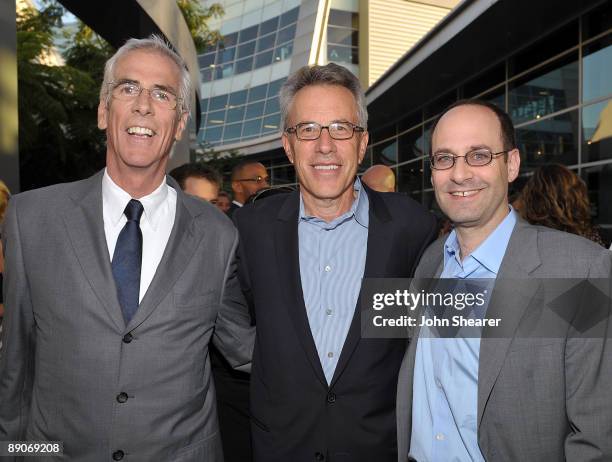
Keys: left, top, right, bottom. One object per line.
{"left": 174, "top": 111, "right": 189, "bottom": 141}
{"left": 507, "top": 148, "right": 521, "bottom": 183}
{"left": 358, "top": 130, "right": 369, "bottom": 164}
{"left": 282, "top": 132, "right": 294, "bottom": 164}
{"left": 97, "top": 100, "right": 108, "bottom": 130}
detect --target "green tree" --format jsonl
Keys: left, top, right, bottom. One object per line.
{"left": 176, "top": 0, "right": 224, "bottom": 52}
{"left": 17, "top": 3, "right": 109, "bottom": 190}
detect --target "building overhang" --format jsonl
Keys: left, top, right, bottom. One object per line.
{"left": 366, "top": 0, "right": 605, "bottom": 129}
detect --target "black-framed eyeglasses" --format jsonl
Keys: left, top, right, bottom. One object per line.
{"left": 109, "top": 81, "right": 181, "bottom": 110}
{"left": 235, "top": 175, "right": 270, "bottom": 184}
{"left": 285, "top": 122, "right": 365, "bottom": 141}
{"left": 430, "top": 149, "right": 510, "bottom": 170}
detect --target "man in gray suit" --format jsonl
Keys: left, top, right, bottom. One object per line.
{"left": 0, "top": 36, "right": 253, "bottom": 461}
{"left": 396, "top": 100, "right": 612, "bottom": 461}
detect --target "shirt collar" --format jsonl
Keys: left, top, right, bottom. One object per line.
{"left": 299, "top": 177, "right": 369, "bottom": 230}
{"left": 444, "top": 207, "right": 517, "bottom": 275}
{"left": 102, "top": 169, "right": 169, "bottom": 230}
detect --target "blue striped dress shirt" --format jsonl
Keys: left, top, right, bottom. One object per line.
{"left": 298, "top": 178, "right": 369, "bottom": 384}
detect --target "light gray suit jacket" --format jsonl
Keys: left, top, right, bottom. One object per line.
{"left": 0, "top": 171, "right": 254, "bottom": 461}
{"left": 397, "top": 218, "right": 612, "bottom": 461}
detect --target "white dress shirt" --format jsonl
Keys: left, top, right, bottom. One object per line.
{"left": 102, "top": 169, "right": 176, "bottom": 303}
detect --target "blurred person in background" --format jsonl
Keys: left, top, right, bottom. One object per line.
{"left": 361, "top": 164, "right": 396, "bottom": 192}
{"left": 216, "top": 191, "right": 232, "bottom": 213}
{"left": 169, "top": 162, "right": 222, "bottom": 204}
{"left": 515, "top": 164, "right": 606, "bottom": 247}
{"left": 228, "top": 161, "right": 269, "bottom": 216}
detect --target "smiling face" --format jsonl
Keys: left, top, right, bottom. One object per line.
{"left": 431, "top": 104, "right": 520, "bottom": 237}
{"left": 282, "top": 84, "right": 368, "bottom": 217}
{"left": 98, "top": 49, "right": 187, "bottom": 191}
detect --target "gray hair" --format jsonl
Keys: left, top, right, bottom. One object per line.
{"left": 99, "top": 34, "right": 192, "bottom": 114}
{"left": 279, "top": 63, "right": 368, "bottom": 131}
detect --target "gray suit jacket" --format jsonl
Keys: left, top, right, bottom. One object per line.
{"left": 0, "top": 171, "right": 254, "bottom": 461}
{"left": 397, "top": 218, "right": 612, "bottom": 461}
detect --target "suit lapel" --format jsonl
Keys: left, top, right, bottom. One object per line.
{"left": 62, "top": 172, "right": 125, "bottom": 331}
{"left": 330, "top": 189, "right": 393, "bottom": 387}
{"left": 127, "top": 181, "right": 203, "bottom": 331}
{"left": 477, "top": 219, "right": 542, "bottom": 428}
{"left": 275, "top": 192, "right": 327, "bottom": 387}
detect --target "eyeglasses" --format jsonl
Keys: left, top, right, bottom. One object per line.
{"left": 235, "top": 175, "right": 269, "bottom": 184}
{"left": 430, "top": 149, "right": 509, "bottom": 170}
{"left": 285, "top": 122, "right": 365, "bottom": 141}
{"left": 109, "top": 81, "right": 181, "bottom": 110}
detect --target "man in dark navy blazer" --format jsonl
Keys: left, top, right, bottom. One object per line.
{"left": 234, "top": 63, "right": 437, "bottom": 462}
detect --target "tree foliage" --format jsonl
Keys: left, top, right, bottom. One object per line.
{"left": 17, "top": 2, "right": 111, "bottom": 190}
{"left": 176, "top": 0, "right": 224, "bottom": 52}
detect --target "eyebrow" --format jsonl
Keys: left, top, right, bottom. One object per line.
{"left": 113, "top": 79, "right": 177, "bottom": 95}
{"left": 432, "top": 144, "right": 493, "bottom": 155}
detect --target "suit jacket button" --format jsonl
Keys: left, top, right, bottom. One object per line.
{"left": 326, "top": 392, "right": 336, "bottom": 404}
{"left": 314, "top": 452, "right": 325, "bottom": 461}
{"left": 112, "top": 450, "right": 124, "bottom": 460}
{"left": 116, "top": 392, "right": 128, "bottom": 403}
{"left": 122, "top": 333, "right": 133, "bottom": 343}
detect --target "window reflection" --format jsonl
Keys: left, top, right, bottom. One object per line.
{"left": 509, "top": 55, "right": 578, "bottom": 124}
{"left": 515, "top": 110, "right": 579, "bottom": 170}
{"left": 373, "top": 140, "right": 397, "bottom": 165}
{"left": 583, "top": 99, "right": 612, "bottom": 163}
{"left": 583, "top": 36, "right": 612, "bottom": 103}
{"left": 398, "top": 127, "right": 426, "bottom": 163}
{"left": 397, "top": 159, "right": 423, "bottom": 194}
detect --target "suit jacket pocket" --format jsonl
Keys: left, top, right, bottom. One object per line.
{"left": 174, "top": 290, "right": 217, "bottom": 310}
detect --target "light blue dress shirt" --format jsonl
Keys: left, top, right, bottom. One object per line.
{"left": 298, "top": 178, "right": 369, "bottom": 384}
{"left": 410, "top": 208, "right": 517, "bottom": 462}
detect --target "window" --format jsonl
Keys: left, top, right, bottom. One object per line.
{"left": 509, "top": 54, "right": 578, "bottom": 124}
{"left": 515, "top": 110, "right": 579, "bottom": 170}
{"left": 583, "top": 35, "right": 612, "bottom": 104}
{"left": 583, "top": 99, "right": 612, "bottom": 163}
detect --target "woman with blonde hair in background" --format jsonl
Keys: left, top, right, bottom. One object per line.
{"left": 515, "top": 164, "right": 606, "bottom": 246}
{"left": 0, "top": 180, "right": 10, "bottom": 319}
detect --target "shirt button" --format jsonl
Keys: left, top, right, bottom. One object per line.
{"left": 435, "top": 433, "right": 445, "bottom": 441}
{"left": 122, "top": 333, "right": 133, "bottom": 343}
{"left": 326, "top": 309, "right": 333, "bottom": 316}
{"left": 112, "top": 450, "right": 124, "bottom": 460}
{"left": 116, "top": 392, "right": 128, "bottom": 403}
{"left": 324, "top": 265, "right": 331, "bottom": 272}
{"left": 327, "top": 352, "right": 334, "bottom": 358}
{"left": 435, "top": 379, "right": 442, "bottom": 388}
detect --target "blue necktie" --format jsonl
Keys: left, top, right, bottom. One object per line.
{"left": 112, "top": 199, "right": 144, "bottom": 323}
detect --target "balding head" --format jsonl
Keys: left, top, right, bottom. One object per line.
{"left": 361, "top": 165, "right": 395, "bottom": 192}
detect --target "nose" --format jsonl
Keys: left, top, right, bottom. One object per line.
{"left": 449, "top": 156, "right": 473, "bottom": 183}
{"left": 132, "top": 88, "right": 153, "bottom": 115}
{"left": 316, "top": 127, "right": 335, "bottom": 155}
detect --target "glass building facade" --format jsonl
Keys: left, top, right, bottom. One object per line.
{"left": 198, "top": 5, "right": 300, "bottom": 147}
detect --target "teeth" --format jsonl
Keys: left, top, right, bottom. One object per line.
{"left": 314, "top": 165, "right": 339, "bottom": 170}
{"left": 451, "top": 190, "right": 479, "bottom": 197}
{"left": 127, "top": 126, "right": 154, "bottom": 136}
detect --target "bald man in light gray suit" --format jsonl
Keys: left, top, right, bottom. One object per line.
{"left": 0, "top": 36, "right": 253, "bottom": 461}
{"left": 396, "top": 100, "right": 612, "bottom": 461}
